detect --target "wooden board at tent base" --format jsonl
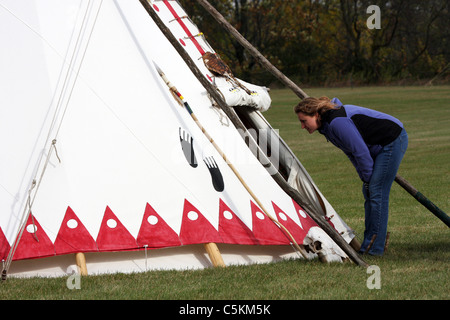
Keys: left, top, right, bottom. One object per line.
{"left": 7, "top": 244, "right": 303, "bottom": 277}
{"left": 204, "top": 243, "right": 225, "bottom": 267}
{"left": 75, "top": 252, "right": 88, "bottom": 276}
{"left": 74, "top": 244, "right": 224, "bottom": 275}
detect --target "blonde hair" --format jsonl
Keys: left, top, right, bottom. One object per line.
{"left": 294, "top": 96, "right": 339, "bottom": 116}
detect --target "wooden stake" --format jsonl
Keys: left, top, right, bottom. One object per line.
{"left": 384, "top": 232, "right": 391, "bottom": 252}
{"left": 204, "top": 243, "right": 225, "bottom": 267}
{"left": 75, "top": 252, "right": 88, "bottom": 276}
{"left": 364, "top": 235, "right": 377, "bottom": 254}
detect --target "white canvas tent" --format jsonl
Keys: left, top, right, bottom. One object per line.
{"left": 0, "top": 0, "right": 360, "bottom": 278}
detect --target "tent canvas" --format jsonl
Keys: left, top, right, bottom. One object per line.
{"left": 1, "top": 0, "right": 355, "bottom": 278}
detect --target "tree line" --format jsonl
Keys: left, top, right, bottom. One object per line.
{"left": 181, "top": 0, "right": 449, "bottom": 87}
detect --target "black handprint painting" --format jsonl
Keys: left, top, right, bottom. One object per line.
{"left": 179, "top": 128, "right": 198, "bottom": 168}
{"left": 203, "top": 156, "right": 224, "bottom": 192}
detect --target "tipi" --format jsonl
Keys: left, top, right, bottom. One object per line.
{"left": 0, "top": 0, "right": 362, "bottom": 278}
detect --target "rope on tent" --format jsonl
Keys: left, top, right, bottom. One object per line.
{"left": 2, "top": 180, "right": 36, "bottom": 280}
{"left": 2, "top": 0, "right": 104, "bottom": 280}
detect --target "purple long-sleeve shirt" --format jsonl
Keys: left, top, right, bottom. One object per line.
{"left": 318, "top": 98, "right": 403, "bottom": 183}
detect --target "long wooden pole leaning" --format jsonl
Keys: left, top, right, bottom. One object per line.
{"left": 153, "top": 62, "right": 308, "bottom": 260}
{"left": 395, "top": 175, "right": 449, "bottom": 227}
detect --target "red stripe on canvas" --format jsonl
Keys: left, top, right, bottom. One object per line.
{"left": 163, "top": 0, "right": 205, "bottom": 55}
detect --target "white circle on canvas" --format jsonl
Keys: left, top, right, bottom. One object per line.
{"left": 188, "top": 211, "right": 198, "bottom": 221}
{"left": 107, "top": 219, "right": 117, "bottom": 229}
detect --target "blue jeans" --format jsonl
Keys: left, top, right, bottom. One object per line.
{"left": 360, "top": 128, "right": 408, "bottom": 255}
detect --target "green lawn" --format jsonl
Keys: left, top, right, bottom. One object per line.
{"left": 1, "top": 86, "right": 449, "bottom": 301}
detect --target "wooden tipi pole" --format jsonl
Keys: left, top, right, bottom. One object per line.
{"left": 75, "top": 252, "right": 88, "bottom": 276}
{"left": 395, "top": 175, "right": 449, "bottom": 227}
{"left": 204, "top": 243, "right": 225, "bottom": 267}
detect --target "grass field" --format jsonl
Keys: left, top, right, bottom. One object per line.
{"left": 1, "top": 86, "right": 449, "bottom": 302}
